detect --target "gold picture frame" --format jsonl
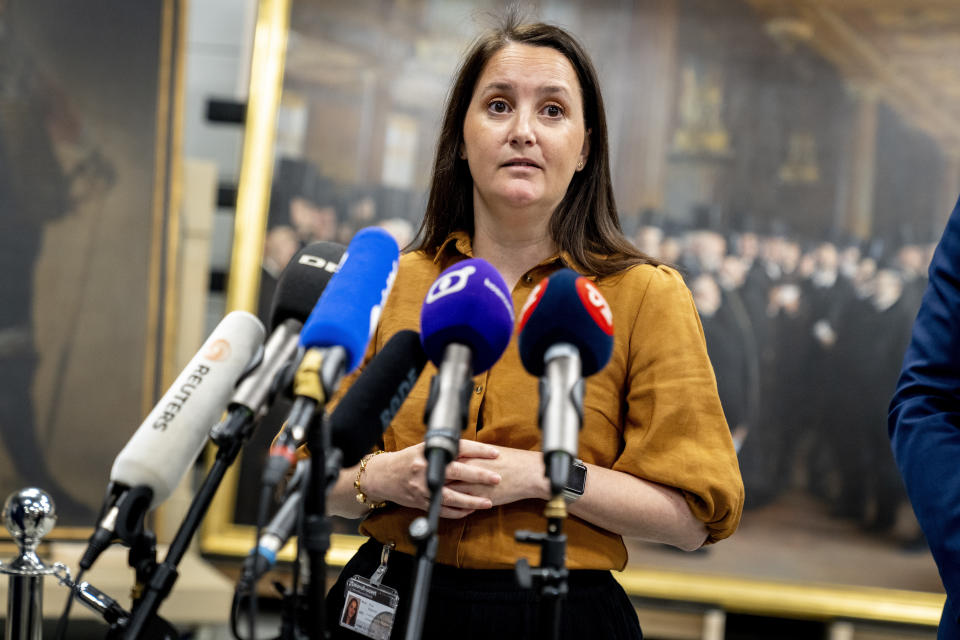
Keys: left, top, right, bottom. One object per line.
{"left": 199, "top": 0, "right": 950, "bottom": 632}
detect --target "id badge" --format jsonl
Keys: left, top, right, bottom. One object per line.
{"left": 340, "top": 545, "right": 398, "bottom": 639}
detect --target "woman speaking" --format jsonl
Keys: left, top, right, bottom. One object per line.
{"left": 325, "top": 13, "right": 744, "bottom": 639}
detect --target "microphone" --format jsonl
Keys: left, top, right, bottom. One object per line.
{"left": 244, "top": 329, "right": 425, "bottom": 589}
{"left": 419, "top": 258, "right": 514, "bottom": 488}
{"left": 240, "top": 459, "right": 310, "bottom": 588}
{"left": 209, "top": 241, "right": 346, "bottom": 446}
{"left": 263, "top": 227, "right": 400, "bottom": 488}
{"left": 405, "top": 259, "right": 514, "bottom": 640}
{"left": 517, "top": 268, "right": 614, "bottom": 494}
{"left": 327, "top": 329, "right": 428, "bottom": 467}
{"left": 268, "top": 241, "right": 345, "bottom": 330}
{"left": 299, "top": 227, "right": 400, "bottom": 372}
{"left": 80, "top": 310, "right": 265, "bottom": 570}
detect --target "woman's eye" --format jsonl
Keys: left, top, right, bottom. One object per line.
{"left": 544, "top": 104, "right": 564, "bottom": 117}
{"left": 489, "top": 100, "right": 509, "bottom": 114}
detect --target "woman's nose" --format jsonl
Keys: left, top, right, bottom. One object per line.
{"left": 509, "top": 112, "right": 535, "bottom": 146}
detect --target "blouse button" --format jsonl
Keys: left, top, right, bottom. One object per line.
{"left": 474, "top": 384, "right": 483, "bottom": 394}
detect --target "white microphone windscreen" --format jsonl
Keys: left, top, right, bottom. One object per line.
{"left": 109, "top": 310, "right": 265, "bottom": 508}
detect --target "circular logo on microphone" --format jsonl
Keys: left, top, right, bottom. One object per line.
{"left": 203, "top": 339, "right": 232, "bottom": 362}
{"left": 425, "top": 264, "right": 476, "bottom": 304}
{"left": 575, "top": 278, "right": 614, "bottom": 335}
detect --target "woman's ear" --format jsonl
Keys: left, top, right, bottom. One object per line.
{"left": 577, "top": 130, "right": 591, "bottom": 171}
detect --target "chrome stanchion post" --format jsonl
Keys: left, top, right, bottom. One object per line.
{"left": 0, "top": 488, "right": 57, "bottom": 640}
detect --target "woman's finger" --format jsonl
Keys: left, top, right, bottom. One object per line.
{"left": 456, "top": 440, "right": 500, "bottom": 459}
{"left": 445, "top": 460, "right": 500, "bottom": 485}
{"left": 445, "top": 481, "right": 493, "bottom": 499}
{"left": 441, "top": 486, "right": 493, "bottom": 510}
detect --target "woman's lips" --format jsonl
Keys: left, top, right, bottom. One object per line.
{"left": 502, "top": 159, "right": 542, "bottom": 169}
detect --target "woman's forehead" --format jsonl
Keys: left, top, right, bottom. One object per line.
{"left": 474, "top": 43, "right": 581, "bottom": 98}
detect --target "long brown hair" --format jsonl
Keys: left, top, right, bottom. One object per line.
{"left": 412, "top": 12, "right": 657, "bottom": 277}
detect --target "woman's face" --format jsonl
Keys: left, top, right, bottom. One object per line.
{"left": 461, "top": 43, "right": 589, "bottom": 221}
{"left": 347, "top": 599, "right": 358, "bottom": 618}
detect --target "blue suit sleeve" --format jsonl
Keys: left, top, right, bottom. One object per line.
{"left": 889, "top": 196, "right": 960, "bottom": 623}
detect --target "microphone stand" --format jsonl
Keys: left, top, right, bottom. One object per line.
{"left": 120, "top": 406, "right": 257, "bottom": 639}
{"left": 515, "top": 462, "right": 569, "bottom": 640}
{"left": 515, "top": 345, "right": 583, "bottom": 640}
{"left": 405, "top": 344, "right": 473, "bottom": 640}
{"left": 300, "top": 347, "right": 347, "bottom": 640}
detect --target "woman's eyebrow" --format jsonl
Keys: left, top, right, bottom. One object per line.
{"left": 538, "top": 85, "right": 572, "bottom": 98}
{"left": 480, "top": 81, "right": 515, "bottom": 94}
{"left": 480, "top": 81, "right": 572, "bottom": 98}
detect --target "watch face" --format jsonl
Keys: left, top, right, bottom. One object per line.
{"left": 567, "top": 460, "right": 587, "bottom": 495}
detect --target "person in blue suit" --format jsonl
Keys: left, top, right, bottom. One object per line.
{"left": 889, "top": 194, "right": 960, "bottom": 639}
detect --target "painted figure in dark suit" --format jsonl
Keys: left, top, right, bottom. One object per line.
{"left": 0, "top": 4, "right": 111, "bottom": 519}
{"left": 889, "top": 194, "right": 960, "bottom": 639}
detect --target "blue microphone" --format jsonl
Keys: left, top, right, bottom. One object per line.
{"left": 299, "top": 227, "right": 399, "bottom": 372}
{"left": 419, "top": 258, "right": 514, "bottom": 488}
{"left": 264, "top": 227, "right": 399, "bottom": 488}
{"left": 292, "top": 227, "right": 398, "bottom": 640}
{"left": 517, "top": 268, "right": 614, "bottom": 494}
{"left": 210, "top": 241, "right": 346, "bottom": 446}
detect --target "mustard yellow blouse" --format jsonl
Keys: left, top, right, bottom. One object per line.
{"left": 347, "top": 231, "right": 743, "bottom": 570}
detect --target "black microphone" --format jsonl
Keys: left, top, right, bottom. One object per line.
{"left": 240, "top": 329, "right": 427, "bottom": 591}
{"left": 268, "top": 241, "right": 345, "bottom": 329}
{"left": 327, "top": 329, "right": 429, "bottom": 467}
{"left": 262, "top": 228, "right": 399, "bottom": 490}
{"left": 210, "top": 241, "right": 346, "bottom": 446}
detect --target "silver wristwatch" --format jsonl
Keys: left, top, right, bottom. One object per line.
{"left": 562, "top": 459, "right": 587, "bottom": 503}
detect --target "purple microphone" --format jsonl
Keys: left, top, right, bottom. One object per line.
{"left": 405, "top": 258, "right": 515, "bottom": 640}
{"left": 419, "top": 258, "right": 514, "bottom": 487}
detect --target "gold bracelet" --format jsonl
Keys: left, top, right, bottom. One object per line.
{"left": 355, "top": 450, "right": 387, "bottom": 509}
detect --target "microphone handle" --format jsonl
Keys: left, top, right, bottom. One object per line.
{"left": 540, "top": 343, "right": 584, "bottom": 494}
{"left": 287, "top": 345, "right": 350, "bottom": 442}
{"left": 211, "top": 319, "right": 302, "bottom": 445}
{"left": 407, "top": 345, "right": 473, "bottom": 640}
{"left": 299, "top": 348, "right": 348, "bottom": 640}
{"left": 240, "top": 488, "right": 303, "bottom": 587}
{"left": 423, "top": 343, "right": 473, "bottom": 490}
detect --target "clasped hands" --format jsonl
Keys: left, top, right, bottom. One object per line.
{"left": 359, "top": 441, "right": 549, "bottom": 519}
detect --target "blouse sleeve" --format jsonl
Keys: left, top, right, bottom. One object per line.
{"left": 612, "top": 265, "right": 744, "bottom": 543}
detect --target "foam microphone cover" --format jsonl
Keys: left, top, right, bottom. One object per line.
{"left": 517, "top": 268, "right": 614, "bottom": 377}
{"left": 269, "top": 241, "right": 346, "bottom": 330}
{"left": 299, "top": 227, "right": 399, "bottom": 373}
{"left": 328, "top": 330, "right": 428, "bottom": 466}
{"left": 420, "top": 258, "right": 514, "bottom": 374}
{"left": 110, "top": 311, "right": 265, "bottom": 509}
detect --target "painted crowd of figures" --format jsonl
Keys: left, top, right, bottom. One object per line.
{"left": 633, "top": 213, "right": 930, "bottom": 543}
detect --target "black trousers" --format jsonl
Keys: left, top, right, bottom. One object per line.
{"left": 325, "top": 539, "right": 643, "bottom": 640}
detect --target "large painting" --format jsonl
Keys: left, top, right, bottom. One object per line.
{"left": 202, "top": 0, "right": 959, "bottom": 629}
{"left": 0, "top": 0, "right": 184, "bottom": 531}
